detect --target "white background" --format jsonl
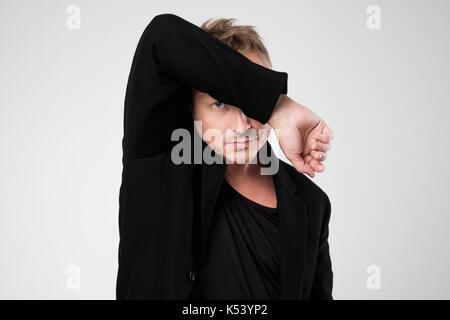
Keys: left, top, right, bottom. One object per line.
{"left": 1, "top": 0, "right": 449, "bottom": 299}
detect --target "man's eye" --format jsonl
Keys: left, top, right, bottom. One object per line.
{"left": 213, "top": 101, "right": 224, "bottom": 108}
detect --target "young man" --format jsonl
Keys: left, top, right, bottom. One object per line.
{"left": 116, "top": 13, "right": 334, "bottom": 300}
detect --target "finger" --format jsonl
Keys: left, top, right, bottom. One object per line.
{"left": 308, "top": 158, "right": 325, "bottom": 172}
{"left": 312, "top": 141, "right": 331, "bottom": 152}
{"left": 303, "top": 155, "right": 323, "bottom": 175}
{"left": 304, "top": 154, "right": 313, "bottom": 163}
{"left": 322, "top": 124, "right": 334, "bottom": 140}
{"left": 305, "top": 154, "right": 325, "bottom": 172}
{"left": 291, "top": 157, "right": 315, "bottom": 178}
{"left": 317, "top": 120, "right": 326, "bottom": 134}
{"left": 295, "top": 162, "right": 315, "bottom": 177}
{"left": 316, "top": 132, "right": 331, "bottom": 144}
{"left": 310, "top": 150, "right": 327, "bottom": 162}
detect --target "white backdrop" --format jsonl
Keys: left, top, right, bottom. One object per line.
{"left": 1, "top": 0, "right": 449, "bottom": 299}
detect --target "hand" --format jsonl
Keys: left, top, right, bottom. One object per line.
{"left": 268, "top": 95, "right": 334, "bottom": 178}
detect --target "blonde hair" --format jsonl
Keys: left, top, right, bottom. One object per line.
{"left": 200, "top": 18, "right": 272, "bottom": 69}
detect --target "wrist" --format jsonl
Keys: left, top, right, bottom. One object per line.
{"left": 268, "top": 94, "right": 300, "bottom": 128}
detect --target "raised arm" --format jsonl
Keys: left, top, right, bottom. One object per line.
{"left": 123, "top": 13, "right": 288, "bottom": 159}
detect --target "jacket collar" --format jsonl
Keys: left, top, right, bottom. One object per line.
{"left": 194, "top": 128, "right": 308, "bottom": 299}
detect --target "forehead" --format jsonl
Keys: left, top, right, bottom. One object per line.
{"left": 192, "top": 89, "right": 214, "bottom": 102}
{"left": 243, "top": 50, "right": 265, "bottom": 67}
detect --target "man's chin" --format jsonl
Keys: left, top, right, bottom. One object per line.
{"left": 222, "top": 150, "right": 259, "bottom": 164}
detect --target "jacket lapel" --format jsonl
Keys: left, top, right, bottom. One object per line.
{"left": 199, "top": 152, "right": 227, "bottom": 260}
{"left": 194, "top": 127, "right": 227, "bottom": 262}
{"left": 273, "top": 157, "right": 308, "bottom": 299}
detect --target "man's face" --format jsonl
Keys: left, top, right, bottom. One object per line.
{"left": 191, "top": 51, "right": 272, "bottom": 164}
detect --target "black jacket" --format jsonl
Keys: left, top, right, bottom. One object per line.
{"left": 116, "top": 13, "right": 333, "bottom": 299}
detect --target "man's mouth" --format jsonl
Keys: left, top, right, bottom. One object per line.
{"left": 229, "top": 136, "right": 256, "bottom": 146}
{"left": 233, "top": 136, "right": 250, "bottom": 142}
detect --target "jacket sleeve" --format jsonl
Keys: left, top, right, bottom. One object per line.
{"left": 122, "top": 13, "right": 288, "bottom": 159}
{"left": 309, "top": 195, "right": 334, "bottom": 300}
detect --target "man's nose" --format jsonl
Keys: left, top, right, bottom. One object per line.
{"left": 235, "top": 110, "right": 251, "bottom": 133}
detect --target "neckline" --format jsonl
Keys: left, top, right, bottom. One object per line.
{"left": 223, "top": 179, "right": 278, "bottom": 212}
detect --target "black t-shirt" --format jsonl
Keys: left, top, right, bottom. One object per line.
{"left": 190, "top": 179, "right": 281, "bottom": 300}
